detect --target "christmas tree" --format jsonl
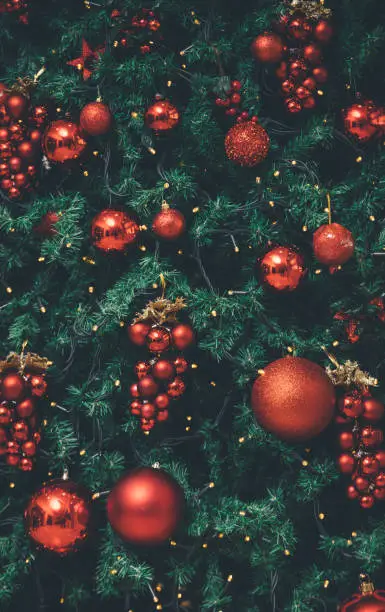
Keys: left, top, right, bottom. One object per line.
{"left": 1, "top": 0, "right": 385, "bottom": 610}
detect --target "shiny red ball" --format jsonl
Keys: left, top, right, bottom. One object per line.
{"left": 343, "top": 103, "right": 377, "bottom": 142}
{"left": 362, "top": 427, "right": 383, "bottom": 448}
{"left": 7, "top": 454, "right": 20, "bottom": 467}
{"left": 225, "top": 120, "right": 270, "bottom": 167}
{"left": 313, "top": 223, "right": 354, "bottom": 266}
{"left": 22, "top": 440, "right": 37, "bottom": 456}
{"left": 250, "top": 32, "right": 285, "bottom": 63}
{"left": 374, "top": 487, "right": 385, "bottom": 501}
{"left": 167, "top": 377, "right": 186, "bottom": 398}
{"left": 287, "top": 16, "right": 312, "bottom": 41}
{"left": 8, "top": 123, "right": 25, "bottom": 142}
{"left": 354, "top": 476, "right": 370, "bottom": 492}
{"left": 128, "top": 322, "right": 151, "bottom": 346}
{"left": 281, "top": 79, "right": 296, "bottom": 95}
{"left": 107, "top": 467, "right": 183, "bottom": 545}
{"left": 288, "top": 59, "right": 307, "bottom": 78}
{"left": 285, "top": 98, "right": 302, "bottom": 114}
{"left": 145, "top": 100, "right": 180, "bottom": 132}
{"left": 135, "top": 361, "right": 151, "bottom": 379}
{"left": 6, "top": 94, "right": 28, "bottom": 119}
{"left": 25, "top": 479, "right": 91, "bottom": 554}
{"left": 43, "top": 120, "right": 87, "bottom": 163}
{"left": 260, "top": 246, "right": 306, "bottom": 291}
{"left": 312, "top": 66, "right": 328, "bottom": 83}
{"left": 377, "top": 451, "right": 385, "bottom": 469}
{"left": 347, "top": 485, "right": 359, "bottom": 500}
{"left": 152, "top": 360, "right": 175, "bottom": 381}
{"left": 130, "top": 383, "right": 140, "bottom": 398}
{"left": 137, "top": 376, "right": 159, "bottom": 398}
{"left": 360, "top": 495, "right": 375, "bottom": 509}
{"left": 363, "top": 398, "right": 385, "bottom": 423}
{"left": 0, "top": 163, "right": 9, "bottom": 177}
{"left": 155, "top": 394, "right": 170, "bottom": 410}
{"left": 314, "top": 19, "right": 333, "bottom": 44}
{"left": 338, "top": 453, "right": 355, "bottom": 474}
{"left": 152, "top": 208, "right": 186, "bottom": 240}
{"left": 375, "top": 473, "right": 385, "bottom": 488}
{"left": 339, "top": 430, "right": 354, "bottom": 450}
{"left": 80, "top": 101, "right": 113, "bottom": 136}
{"left": 141, "top": 403, "right": 156, "bottom": 419}
{"left": 29, "top": 375, "right": 47, "bottom": 397}
{"left": 171, "top": 324, "right": 195, "bottom": 350}
{"left": 303, "top": 44, "right": 322, "bottom": 65}
{"left": 91, "top": 209, "right": 139, "bottom": 252}
{"left": 157, "top": 409, "right": 169, "bottom": 422}
{"left": 0, "top": 404, "right": 12, "bottom": 425}
{"left": 12, "top": 420, "right": 29, "bottom": 441}
{"left": 130, "top": 400, "right": 142, "bottom": 416}
{"left": 8, "top": 156, "right": 22, "bottom": 173}
{"left": 338, "top": 393, "right": 363, "bottom": 418}
{"left": 174, "top": 356, "right": 188, "bottom": 374}
{"left": 2, "top": 373, "right": 25, "bottom": 401}
{"left": 31, "top": 105, "right": 48, "bottom": 127}
{"left": 303, "top": 95, "right": 316, "bottom": 110}
{"left": 361, "top": 456, "right": 380, "bottom": 476}
{"left": 29, "top": 129, "right": 42, "bottom": 144}
{"left": 303, "top": 77, "right": 317, "bottom": 91}
{"left": 146, "top": 327, "right": 171, "bottom": 353}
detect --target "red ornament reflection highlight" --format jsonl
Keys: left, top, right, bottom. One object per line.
{"left": 260, "top": 246, "right": 306, "bottom": 291}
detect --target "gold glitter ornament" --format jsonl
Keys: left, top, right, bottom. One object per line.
{"left": 225, "top": 119, "right": 270, "bottom": 167}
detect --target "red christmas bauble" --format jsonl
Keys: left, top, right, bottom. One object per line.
{"left": 225, "top": 120, "right": 270, "bottom": 167}
{"left": 338, "top": 453, "right": 355, "bottom": 474}
{"left": 251, "top": 357, "right": 335, "bottom": 441}
{"left": 34, "top": 212, "right": 60, "bottom": 237}
{"left": 128, "top": 322, "right": 151, "bottom": 346}
{"left": 130, "top": 383, "right": 140, "bottom": 398}
{"left": 170, "top": 323, "right": 194, "bottom": 351}
{"left": 377, "top": 451, "right": 385, "bottom": 469}
{"left": 339, "top": 431, "right": 354, "bottom": 450}
{"left": 339, "top": 586, "right": 385, "bottom": 611}
{"left": 167, "top": 377, "right": 186, "bottom": 398}
{"left": 24, "top": 479, "right": 91, "bottom": 554}
{"left": 343, "top": 104, "right": 377, "bottom": 142}
{"left": 339, "top": 393, "right": 363, "bottom": 418}
{"left": 79, "top": 101, "right": 113, "bottom": 136}
{"left": 362, "top": 427, "right": 384, "bottom": 448}
{"left": 141, "top": 403, "right": 156, "bottom": 418}
{"left": 303, "top": 44, "right": 322, "bottom": 64}
{"left": 29, "top": 375, "right": 47, "bottom": 397}
{"left": 0, "top": 84, "right": 8, "bottom": 103}
{"left": 360, "top": 495, "right": 375, "bottom": 509}
{"left": 43, "top": 120, "right": 87, "bottom": 163}
{"left": 288, "top": 59, "right": 307, "bottom": 79}
{"left": 287, "top": 16, "right": 312, "bottom": 41}
{"left": 174, "top": 356, "right": 188, "bottom": 374}
{"left": 12, "top": 420, "right": 29, "bottom": 441}
{"left": 147, "top": 327, "right": 171, "bottom": 353}
{"left": 312, "top": 66, "right": 328, "bottom": 83}
{"left": 9, "top": 123, "right": 25, "bottom": 142}
{"left": 22, "top": 440, "right": 37, "bottom": 456}
{"left": 8, "top": 156, "right": 22, "bottom": 173}
{"left": 286, "top": 97, "right": 302, "bottom": 114}
{"left": 250, "top": 32, "right": 285, "bottom": 63}
{"left": 145, "top": 100, "right": 180, "bottom": 132}
{"left": 157, "top": 409, "right": 169, "bottom": 422}
{"left": 347, "top": 485, "right": 359, "bottom": 500}
{"left": 107, "top": 467, "right": 183, "bottom": 545}
{"left": 314, "top": 19, "right": 333, "bottom": 44}
{"left": 152, "top": 360, "right": 175, "bottom": 381}
{"left": 374, "top": 488, "right": 385, "bottom": 501}
{"left": 31, "top": 105, "right": 48, "bottom": 127}
{"left": 135, "top": 361, "right": 151, "bottom": 379}
{"left": 91, "top": 209, "right": 139, "bottom": 252}
{"left": 155, "top": 394, "right": 170, "bottom": 410}
{"left": 137, "top": 376, "right": 159, "bottom": 398}
{"left": 375, "top": 473, "right": 385, "bottom": 488}
{"left": 152, "top": 208, "right": 186, "bottom": 240}
{"left": 2, "top": 373, "right": 25, "bottom": 401}
{"left": 313, "top": 223, "right": 354, "bottom": 266}
{"left": 363, "top": 398, "right": 385, "bottom": 423}
{"left": 354, "top": 476, "right": 370, "bottom": 492}
{"left": 362, "top": 456, "right": 380, "bottom": 475}
{"left": 6, "top": 94, "right": 27, "bottom": 119}
{"left": 259, "top": 246, "right": 306, "bottom": 291}
{"left": 0, "top": 404, "right": 12, "bottom": 425}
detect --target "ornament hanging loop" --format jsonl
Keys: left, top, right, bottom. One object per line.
{"left": 326, "top": 193, "right": 332, "bottom": 225}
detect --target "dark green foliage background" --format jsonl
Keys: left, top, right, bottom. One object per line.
{"left": 1, "top": 0, "right": 385, "bottom": 610}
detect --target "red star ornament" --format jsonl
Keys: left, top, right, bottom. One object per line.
{"left": 67, "top": 39, "right": 105, "bottom": 81}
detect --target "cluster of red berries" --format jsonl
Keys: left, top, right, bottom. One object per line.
{"left": 251, "top": 11, "right": 333, "bottom": 113}
{"left": 0, "top": 369, "right": 47, "bottom": 471}
{"left": 336, "top": 389, "right": 385, "bottom": 508}
{"left": 0, "top": 83, "right": 48, "bottom": 200}
{"left": 0, "top": 0, "right": 28, "bottom": 23}
{"left": 127, "top": 320, "right": 194, "bottom": 432}
{"left": 111, "top": 8, "right": 161, "bottom": 55}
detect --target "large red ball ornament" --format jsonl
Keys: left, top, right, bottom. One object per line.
{"left": 24, "top": 479, "right": 91, "bottom": 554}
{"left": 79, "top": 101, "right": 113, "bottom": 136}
{"left": 91, "top": 209, "right": 139, "bottom": 252}
{"left": 43, "top": 120, "right": 87, "bottom": 163}
{"left": 343, "top": 104, "right": 377, "bottom": 142}
{"left": 225, "top": 120, "right": 270, "bottom": 167}
{"left": 2, "top": 373, "right": 25, "bottom": 401}
{"left": 338, "top": 584, "right": 385, "bottom": 611}
{"left": 128, "top": 322, "right": 151, "bottom": 346}
{"left": 171, "top": 324, "right": 195, "bottom": 350}
{"left": 107, "top": 467, "right": 183, "bottom": 545}
{"left": 145, "top": 100, "right": 180, "bottom": 132}
{"left": 313, "top": 223, "right": 354, "bottom": 266}
{"left": 250, "top": 32, "right": 285, "bottom": 63}
{"left": 259, "top": 246, "right": 306, "bottom": 291}
{"left": 152, "top": 208, "right": 186, "bottom": 240}
{"left": 251, "top": 357, "right": 335, "bottom": 441}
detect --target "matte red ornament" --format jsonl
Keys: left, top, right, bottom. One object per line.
{"left": 2, "top": 373, "right": 25, "bottom": 401}
{"left": 339, "top": 430, "right": 354, "bottom": 450}
{"left": 303, "top": 95, "right": 316, "bottom": 110}
{"left": 225, "top": 120, "right": 270, "bottom": 167}
{"left": 128, "top": 322, "right": 151, "bottom": 346}
{"left": 354, "top": 476, "right": 370, "bottom": 492}
{"left": 174, "top": 356, "right": 188, "bottom": 374}
{"left": 107, "top": 467, "right": 183, "bottom": 545}
{"left": 137, "top": 376, "right": 159, "bottom": 398}
{"left": 303, "top": 44, "right": 322, "bottom": 65}
{"left": 155, "top": 394, "right": 170, "bottom": 410}
{"left": 43, "top": 120, "right": 87, "bottom": 163}
{"left": 347, "top": 485, "right": 359, "bottom": 500}
{"left": 34, "top": 212, "right": 60, "bottom": 237}
{"left": 250, "top": 32, "right": 285, "bottom": 63}
{"left": 377, "top": 451, "right": 385, "bottom": 469}
{"left": 314, "top": 20, "right": 333, "bottom": 44}
{"left": 141, "top": 403, "right": 156, "bottom": 418}
{"left": 339, "top": 393, "right": 363, "bottom": 418}
{"left": 91, "top": 209, "right": 139, "bottom": 252}
{"left": 171, "top": 324, "right": 195, "bottom": 350}
{"left": 25, "top": 479, "right": 91, "bottom": 554}
{"left": 6, "top": 94, "right": 27, "bottom": 119}
{"left": 152, "top": 207, "right": 186, "bottom": 240}
{"left": 251, "top": 357, "right": 335, "bottom": 441}
{"left": 374, "top": 487, "right": 385, "bottom": 501}
{"left": 79, "top": 101, "right": 112, "bottom": 136}
{"left": 29, "top": 375, "right": 47, "bottom": 397}
{"left": 312, "top": 66, "right": 328, "bottom": 83}
{"left": 343, "top": 104, "right": 377, "bottom": 142}
{"left": 152, "top": 360, "right": 175, "bottom": 381}
{"left": 313, "top": 223, "right": 354, "bottom": 266}
{"left": 157, "top": 409, "right": 169, "bottom": 422}
{"left": 363, "top": 398, "right": 384, "bottom": 423}
{"left": 259, "top": 246, "right": 306, "bottom": 291}
{"left": 338, "top": 453, "right": 355, "bottom": 474}
{"left": 7, "top": 454, "right": 20, "bottom": 466}
{"left": 146, "top": 327, "right": 171, "bottom": 353}
{"left": 145, "top": 100, "right": 180, "bottom": 132}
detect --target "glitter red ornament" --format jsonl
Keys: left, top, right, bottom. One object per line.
{"left": 225, "top": 119, "right": 270, "bottom": 167}
{"left": 251, "top": 357, "right": 336, "bottom": 441}
{"left": 43, "top": 120, "right": 87, "bottom": 163}
{"left": 152, "top": 207, "right": 186, "bottom": 241}
{"left": 79, "top": 101, "right": 113, "bottom": 136}
{"left": 145, "top": 100, "right": 180, "bottom": 132}
{"left": 91, "top": 209, "right": 139, "bottom": 253}
{"left": 107, "top": 467, "right": 183, "bottom": 545}
{"left": 250, "top": 32, "right": 285, "bottom": 63}
{"left": 313, "top": 223, "right": 354, "bottom": 266}
{"left": 25, "top": 478, "right": 91, "bottom": 554}
{"left": 259, "top": 246, "right": 306, "bottom": 291}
